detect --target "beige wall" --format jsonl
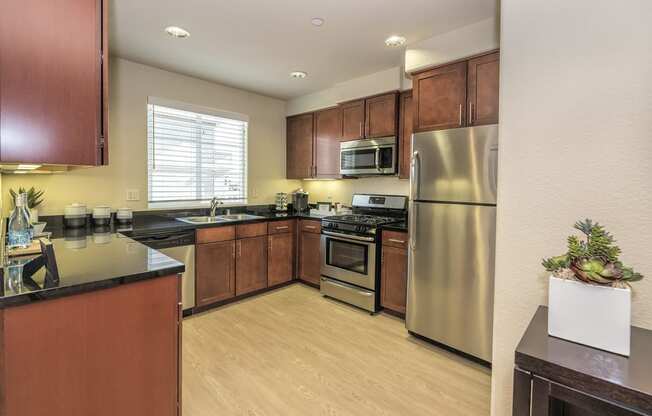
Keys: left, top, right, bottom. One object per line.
{"left": 2, "top": 58, "right": 300, "bottom": 215}
{"left": 405, "top": 17, "right": 500, "bottom": 73}
{"left": 491, "top": 1, "right": 652, "bottom": 415}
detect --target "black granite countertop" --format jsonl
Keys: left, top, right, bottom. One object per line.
{"left": 381, "top": 222, "right": 408, "bottom": 233}
{"left": 1, "top": 233, "right": 185, "bottom": 309}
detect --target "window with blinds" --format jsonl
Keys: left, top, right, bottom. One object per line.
{"left": 147, "top": 98, "right": 248, "bottom": 206}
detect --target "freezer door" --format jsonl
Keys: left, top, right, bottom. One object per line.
{"left": 406, "top": 201, "right": 495, "bottom": 362}
{"left": 411, "top": 124, "right": 498, "bottom": 205}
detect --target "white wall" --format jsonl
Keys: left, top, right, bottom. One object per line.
{"left": 2, "top": 58, "right": 301, "bottom": 215}
{"left": 492, "top": 1, "right": 652, "bottom": 415}
{"left": 405, "top": 17, "right": 499, "bottom": 73}
{"left": 286, "top": 66, "right": 408, "bottom": 116}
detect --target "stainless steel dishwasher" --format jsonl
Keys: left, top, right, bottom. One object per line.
{"left": 135, "top": 231, "right": 195, "bottom": 312}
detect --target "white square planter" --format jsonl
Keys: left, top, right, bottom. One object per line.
{"left": 548, "top": 275, "right": 631, "bottom": 356}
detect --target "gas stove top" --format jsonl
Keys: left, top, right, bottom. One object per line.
{"left": 322, "top": 214, "right": 400, "bottom": 226}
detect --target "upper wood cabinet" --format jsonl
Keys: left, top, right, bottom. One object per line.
{"left": 313, "top": 107, "right": 342, "bottom": 177}
{"left": 398, "top": 91, "right": 414, "bottom": 179}
{"left": 365, "top": 92, "right": 399, "bottom": 138}
{"left": 0, "top": 0, "right": 108, "bottom": 166}
{"left": 467, "top": 51, "right": 500, "bottom": 126}
{"left": 412, "top": 51, "right": 500, "bottom": 133}
{"left": 340, "top": 100, "right": 365, "bottom": 141}
{"left": 413, "top": 61, "right": 468, "bottom": 132}
{"left": 286, "top": 113, "right": 314, "bottom": 179}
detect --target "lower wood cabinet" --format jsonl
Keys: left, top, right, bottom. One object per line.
{"left": 235, "top": 236, "right": 268, "bottom": 296}
{"left": 381, "top": 231, "right": 408, "bottom": 314}
{"left": 299, "top": 220, "right": 322, "bottom": 286}
{"left": 268, "top": 232, "right": 294, "bottom": 286}
{"left": 196, "top": 240, "right": 236, "bottom": 306}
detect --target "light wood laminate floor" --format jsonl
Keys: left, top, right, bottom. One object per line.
{"left": 182, "top": 284, "right": 491, "bottom": 416}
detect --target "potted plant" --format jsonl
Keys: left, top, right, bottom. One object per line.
{"left": 9, "top": 187, "right": 45, "bottom": 223}
{"left": 542, "top": 219, "right": 643, "bottom": 356}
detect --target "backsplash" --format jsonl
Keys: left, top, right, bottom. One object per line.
{"left": 300, "top": 176, "right": 409, "bottom": 205}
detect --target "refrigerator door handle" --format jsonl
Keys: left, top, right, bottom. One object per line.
{"left": 410, "top": 150, "right": 420, "bottom": 201}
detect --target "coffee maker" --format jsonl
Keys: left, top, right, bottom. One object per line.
{"left": 291, "top": 191, "right": 309, "bottom": 213}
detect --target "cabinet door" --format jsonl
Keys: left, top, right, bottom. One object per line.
{"left": 468, "top": 51, "right": 500, "bottom": 126}
{"left": 340, "top": 100, "right": 365, "bottom": 141}
{"left": 413, "top": 61, "right": 467, "bottom": 132}
{"left": 236, "top": 236, "right": 268, "bottom": 295}
{"left": 313, "top": 107, "right": 342, "bottom": 178}
{"left": 268, "top": 232, "right": 294, "bottom": 286}
{"left": 299, "top": 231, "right": 321, "bottom": 286}
{"left": 286, "top": 113, "right": 314, "bottom": 179}
{"left": 381, "top": 245, "right": 408, "bottom": 314}
{"left": 398, "top": 91, "right": 414, "bottom": 179}
{"left": 196, "top": 241, "right": 236, "bottom": 306}
{"left": 365, "top": 92, "right": 398, "bottom": 138}
{"left": 0, "top": 0, "right": 107, "bottom": 165}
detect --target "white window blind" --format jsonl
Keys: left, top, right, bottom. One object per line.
{"left": 147, "top": 98, "right": 248, "bottom": 206}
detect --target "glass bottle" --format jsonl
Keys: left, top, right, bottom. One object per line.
{"left": 7, "top": 193, "right": 33, "bottom": 249}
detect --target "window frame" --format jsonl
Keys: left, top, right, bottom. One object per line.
{"left": 146, "top": 97, "right": 249, "bottom": 209}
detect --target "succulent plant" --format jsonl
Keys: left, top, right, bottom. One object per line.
{"left": 542, "top": 219, "right": 643, "bottom": 286}
{"left": 9, "top": 187, "right": 45, "bottom": 209}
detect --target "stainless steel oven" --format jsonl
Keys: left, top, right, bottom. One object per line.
{"left": 340, "top": 137, "right": 397, "bottom": 176}
{"left": 320, "top": 231, "right": 376, "bottom": 290}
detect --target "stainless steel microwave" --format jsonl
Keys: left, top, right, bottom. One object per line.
{"left": 340, "top": 137, "right": 397, "bottom": 176}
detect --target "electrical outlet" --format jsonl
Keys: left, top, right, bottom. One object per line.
{"left": 126, "top": 189, "right": 140, "bottom": 201}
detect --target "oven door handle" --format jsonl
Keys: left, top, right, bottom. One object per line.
{"left": 322, "top": 231, "right": 375, "bottom": 243}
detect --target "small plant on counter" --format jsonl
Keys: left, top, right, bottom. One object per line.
{"left": 9, "top": 187, "right": 45, "bottom": 209}
{"left": 542, "top": 219, "right": 643, "bottom": 287}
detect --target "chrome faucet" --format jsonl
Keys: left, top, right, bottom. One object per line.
{"left": 209, "top": 197, "right": 223, "bottom": 217}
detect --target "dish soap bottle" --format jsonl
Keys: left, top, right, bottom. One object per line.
{"left": 7, "top": 193, "right": 33, "bottom": 249}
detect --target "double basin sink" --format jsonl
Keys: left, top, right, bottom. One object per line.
{"left": 175, "top": 213, "right": 264, "bottom": 225}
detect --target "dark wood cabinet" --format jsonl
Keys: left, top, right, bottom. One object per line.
{"left": 0, "top": 277, "right": 179, "bottom": 416}
{"left": 413, "top": 61, "right": 468, "bottom": 132}
{"left": 468, "top": 51, "right": 500, "bottom": 126}
{"left": 313, "top": 107, "right": 342, "bottom": 177}
{"left": 268, "top": 232, "right": 294, "bottom": 286}
{"left": 196, "top": 240, "right": 236, "bottom": 306}
{"left": 0, "top": 0, "right": 108, "bottom": 166}
{"left": 340, "top": 100, "right": 365, "bottom": 141}
{"left": 365, "top": 92, "right": 399, "bottom": 138}
{"left": 398, "top": 91, "right": 414, "bottom": 179}
{"left": 286, "top": 113, "right": 314, "bottom": 179}
{"left": 236, "top": 236, "right": 268, "bottom": 296}
{"left": 381, "top": 231, "right": 408, "bottom": 315}
{"left": 299, "top": 220, "right": 321, "bottom": 286}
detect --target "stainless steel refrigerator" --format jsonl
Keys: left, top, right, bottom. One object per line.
{"left": 406, "top": 124, "right": 498, "bottom": 363}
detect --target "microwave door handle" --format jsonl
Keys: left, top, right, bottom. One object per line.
{"left": 375, "top": 148, "right": 381, "bottom": 171}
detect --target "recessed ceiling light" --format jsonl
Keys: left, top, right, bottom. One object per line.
{"left": 290, "top": 71, "right": 307, "bottom": 79}
{"left": 385, "top": 35, "right": 406, "bottom": 47}
{"left": 311, "top": 18, "right": 325, "bottom": 27}
{"left": 165, "top": 26, "right": 190, "bottom": 38}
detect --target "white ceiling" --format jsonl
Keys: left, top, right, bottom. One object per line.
{"left": 110, "top": 0, "right": 497, "bottom": 99}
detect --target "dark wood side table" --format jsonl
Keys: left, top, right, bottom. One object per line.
{"left": 514, "top": 306, "right": 652, "bottom": 416}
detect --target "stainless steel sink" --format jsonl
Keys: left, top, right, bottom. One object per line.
{"left": 216, "top": 214, "right": 264, "bottom": 221}
{"left": 175, "top": 214, "right": 264, "bottom": 224}
{"left": 175, "top": 216, "right": 230, "bottom": 224}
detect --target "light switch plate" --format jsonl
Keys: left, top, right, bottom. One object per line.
{"left": 126, "top": 189, "right": 140, "bottom": 201}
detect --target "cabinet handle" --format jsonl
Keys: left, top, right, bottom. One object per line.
{"left": 305, "top": 225, "right": 316, "bottom": 230}
{"left": 388, "top": 239, "right": 406, "bottom": 244}
{"left": 469, "top": 102, "right": 474, "bottom": 125}
{"left": 232, "top": 244, "right": 235, "bottom": 259}
{"left": 275, "top": 226, "right": 289, "bottom": 230}
{"left": 458, "top": 104, "right": 463, "bottom": 126}
{"left": 359, "top": 122, "right": 363, "bottom": 138}
{"left": 238, "top": 241, "right": 242, "bottom": 258}
{"left": 269, "top": 236, "right": 272, "bottom": 252}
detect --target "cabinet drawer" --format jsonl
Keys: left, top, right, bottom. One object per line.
{"left": 382, "top": 231, "right": 408, "bottom": 249}
{"left": 300, "top": 220, "right": 321, "bottom": 234}
{"left": 236, "top": 222, "right": 268, "bottom": 238}
{"left": 268, "top": 220, "right": 295, "bottom": 235}
{"left": 197, "top": 226, "right": 235, "bottom": 244}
